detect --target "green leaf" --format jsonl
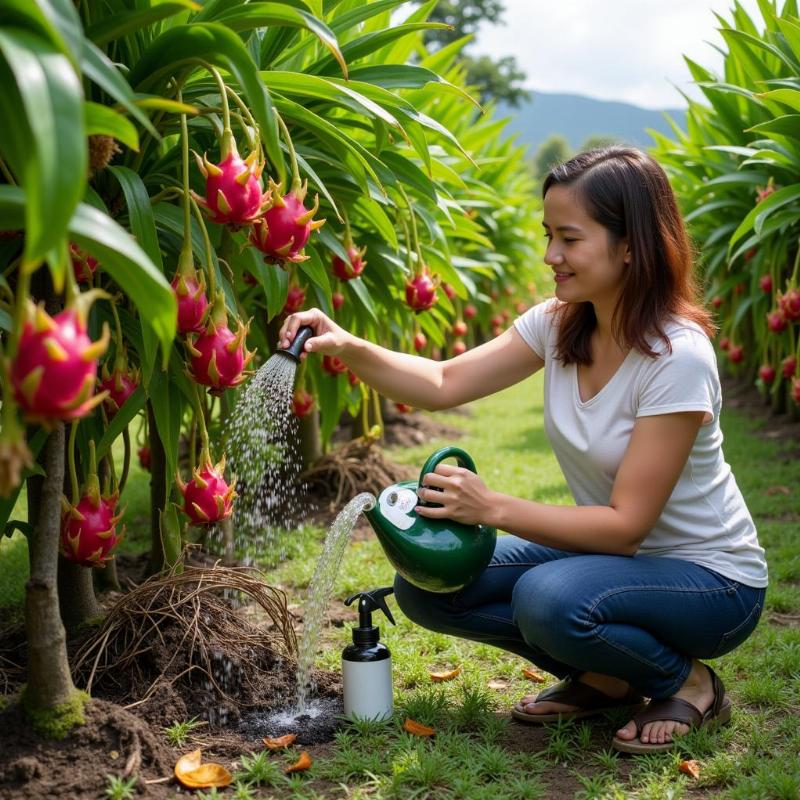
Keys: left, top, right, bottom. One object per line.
{"left": 148, "top": 369, "right": 184, "bottom": 484}
{"left": 129, "top": 23, "right": 282, "bottom": 182}
{"left": 0, "top": 26, "right": 85, "bottom": 271}
{"left": 94, "top": 386, "right": 147, "bottom": 464}
{"left": 745, "top": 114, "right": 800, "bottom": 140}
{"left": 84, "top": 102, "right": 139, "bottom": 151}
{"left": 85, "top": 1, "right": 199, "bottom": 47}
{"left": 300, "top": 247, "right": 331, "bottom": 299}
{"left": 728, "top": 183, "right": 800, "bottom": 251}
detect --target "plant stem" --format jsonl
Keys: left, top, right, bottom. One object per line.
{"left": 68, "top": 422, "right": 79, "bottom": 505}
{"left": 275, "top": 110, "right": 301, "bottom": 190}
{"left": 209, "top": 67, "right": 231, "bottom": 132}
{"left": 189, "top": 197, "right": 217, "bottom": 298}
{"left": 179, "top": 90, "right": 193, "bottom": 255}
{"left": 192, "top": 383, "right": 211, "bottom": 458}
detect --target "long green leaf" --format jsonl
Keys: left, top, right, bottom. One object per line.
{"left": 728, "top": 182, "right": 800, "bottom": 250}
{"left": 85, "top": 102, "right": 139, "bottom": 151}
{"left": 85, "top": 1, "right": 198, "bottom": 47}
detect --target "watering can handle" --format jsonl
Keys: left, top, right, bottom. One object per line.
{"left": 417, "top": 446, "right": 477, "bottom": 507}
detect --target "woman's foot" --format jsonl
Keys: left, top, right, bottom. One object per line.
{"left": 614, "top": 660, "right": 716, "bottom": 746}
{"left": 518, "top": 671, "right": 631, "bottom": 716}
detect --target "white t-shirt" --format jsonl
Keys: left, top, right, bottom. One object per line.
{"left": 513, "top": 298, "right": 768, "bottom": 588}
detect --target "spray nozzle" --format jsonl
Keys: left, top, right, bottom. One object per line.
{"left": 345, "top": 586, "right": 396, "bottom": 629}
{"left": 279, "top": 325, "right": 314, "bottom": 363}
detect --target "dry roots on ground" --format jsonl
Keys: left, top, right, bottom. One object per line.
{"left": 70, "top": 562, "right": 297, "bottom": 723}
{"left": 298, "top": 436, "right": 416, "bottom": 510}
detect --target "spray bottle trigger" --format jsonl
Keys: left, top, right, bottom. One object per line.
{"left": 344, "top": 586, "right": 396, "bottom": 626}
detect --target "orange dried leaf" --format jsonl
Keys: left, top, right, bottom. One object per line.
{"left": 264, "top": 733, "right": 297, "bottom": 750}
{"left": 403, "top": 718, "right": 436, "bottom": 737}
{"left": 174, "top": 749, "right": 233, "bottom": 789}
{"left": 679, "top": 759, "right": 701, "bottom": 779}
{"left": 285, "top": 750, "right": 312, "bottom": 773}
{"left": 428, "top": 665, "right": 462, "bottom": 683}
{"left": 522, "top": 667, "right": 546, "bottom": 683}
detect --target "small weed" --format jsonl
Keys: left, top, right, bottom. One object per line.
{"left": 196, "top": 789, "right": 225, "bottom": 800}
{"left": 229, "top": 781, "right": 258, "bottom": 800}
{"left": 575, "top": 720, "right": 594, "bottom": 750}
{"left": 573, "top": 772, "right": 614, "bottom": 800}
{"left": 103, "top": 774, "right": 137, "bottom": 800}
{"left": 164, "top": 716, "right": 205, "bottom": 746}
{"left": 590, "top": 748, "right": 620, "bottom": 774}
{"left": 235, "top": 750, "right": 288, "bottom": 787}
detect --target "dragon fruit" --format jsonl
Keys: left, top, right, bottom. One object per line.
{"left": 193, "top": 131, "right": 271, "bottom": 227}
{"left": 413, "top": 332, "right": 427, "bottom": 352}
{"left": 711, "top": 296, "right": 723, "bottom": 309}
{"left": 719, "top": 337, "right": 731, "bottom": 351}
{"left": 442, "top": 283, "right": 456, "bottom": 300}
{"left": 347, "top": 369, "right": 360, "bottom": 387}
{"left": 767, "top": 310, "right": 788, "bottom": 334}
{"left": 395, "top": 402, "right": 412, "bottom": 414}
{"left": 728, "top": 345, "right": 744, "bottom": 364}
{"left": 332, "top": 291, "right": 345, "bottom": 311}
{"left": 60, "top": 443, "right": 123, "bottom": 567}
{"left": 186, "top": 293, "right": 254, "bottom": 394}
{"left": 452, "top": 340, "right": 467, "bottom": 356}
{"left": 322, "top": 355, "right": 347, "bottom": 376}
{"left": 760, "top": 275, "right": 773, "bottom": 294}
{"left": 171, "top": 247, "right": 209, "bottom": 334}
{"left": 282, "top": 285, "right": 306, "bottom": 316}
{"left": 405, "top": 267, "right": 439, "bottom": 312}
{"left": 249, "top": 178, "right": 325, "bottom": 264}
{"left": 99, "top": 352, "right": 140, "bottom": 418}
{"left": 11, "top": 292, "right": 110, "bottom": 425}
{"left": 779, "top": 288, "right": 800, "bottom": 322}
{"left": 782, "top": 355, "right": 797, "bottom": 379}
{"left": 332, "top": 245, "right": 366, "bottom": 281}
{"left": 452, "top": 320, "right": 467, "bottom": 337}
{"left": 70, "top": 243, "right": 99, "bottom": 284}
{"left": 464, "top": 304, "right": 477, "bottom": 320}
{"left": 758, "top": 364, "right": 776, "bottom": 385}
{"left": 292, "top": 389, "right": 315, "bottom": 418}
{"left": 793, "top": 377, "right": 800, "bottom": 405}
{"left": 176, "top": 451, "right": 236, "bottom": 525}
{"left": 138, "top": 445, "right": 151, "bottom": 472}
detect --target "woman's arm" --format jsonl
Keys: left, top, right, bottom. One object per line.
{"left": 417, "top": 410, "right": 706, "bottom": 555}
{"left": 279, "top": 308, "right": 544, "bottom": 411}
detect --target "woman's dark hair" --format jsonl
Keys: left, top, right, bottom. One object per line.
{"left": 542, "top": 147, "right": 715, "bottom": 365}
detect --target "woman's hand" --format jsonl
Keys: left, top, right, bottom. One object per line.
{"left": 415, "top": 463, "right": 498, "bottom": 526}
{"left": 278, "top": 308, "right": 351, "bottom": 359}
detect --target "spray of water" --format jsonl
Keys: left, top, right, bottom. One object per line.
{"left": 294, "top": 492, "right": 376, "bottom": 710}
{"left": 225, "top": 352, "right": 304, "bottom": 564}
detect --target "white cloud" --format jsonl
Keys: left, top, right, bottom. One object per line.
{"left": 471, "top": 0, "right": 765, "bottom": 109}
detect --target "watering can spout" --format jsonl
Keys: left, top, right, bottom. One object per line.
{"left": 361, "top": 447, "right": 496, "bottom": 594}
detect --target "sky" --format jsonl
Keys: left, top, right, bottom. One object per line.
{"left": 471, "top": 0, "right": 765, "bottom": 110}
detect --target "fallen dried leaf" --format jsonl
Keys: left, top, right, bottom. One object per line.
{"left": 679, "top": 759, "right": 701, "bottom": 779}
{"left": 429, "top": 665, "right": 462, "bottom": 682}
{"left": 403, "top": 718, "right": 436, "bottom": 737}
{"left": 174, "top": 749, "right": 233, "bottom": 789}
{"left": 285, "top": 751, "right": 312, "bottom": 773}
{"left": 522, "top": 667, "right": 546, "bottom": 683}
{"left": 765, "top": 485, "right": 792, "bottom": 495}
{"left": 487, "top": 679, "right": 508, "bottom": 690}
{"left": 264, "top": 733, "right": 297, "bottom": 750}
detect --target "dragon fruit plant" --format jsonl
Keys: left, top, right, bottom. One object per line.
{"left": 282, "top": 284, "right": 306, "bottom": 315}
{"left": 70, "top": 243, "right": 99, "bottom": 285}
{"left": 292, "top": 388, "right": 315, "bottom": 417}
{"left": 331, "top": 219, "right": 366, "bottom": 280}
{"left": 172, "top": 249, "right": 209, "bottom": 335}
{"left": 249, "top": 114, "right": 325, "bottom": 264}
{"left": 99, "top": 301, "right": 140, "bottom": 418}
{"left": 60, "top": 440, "right": 124, "bottom": 567}
{"left": 10, "top": 290, "right": 110, "bottom": 426}
{"left": 405, "top": 266, "right": 439, "bottom": 312}
{"left": 177, "top": 448, "right": 236, "bottom": 525}
{"left": 186, "top": 291, "right": 254, "bottom": 393}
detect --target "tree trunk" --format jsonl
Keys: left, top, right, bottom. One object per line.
{"left": 24, "top": 424, "right": 78, "bottom": 712}
{"left": 146, "top": 400, "right": 168, "bottom": 575}
{"left": 299, "top": 408, "right": 322, "bottom": 469}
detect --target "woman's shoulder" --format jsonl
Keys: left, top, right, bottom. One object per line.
{"left": 645, "top": 316, "right": 714, "bottom": 360}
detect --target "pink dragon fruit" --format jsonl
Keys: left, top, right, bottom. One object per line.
{"left": 99, "top": 351, "right": 140, "bottom": 418}
{"left": 292, "top": 389, "right": 315, "bottom": 418}
{"left": 186, "top": 292, "right": 254, "bottom": 394}
{"left": 171, "top": 246, "right": 209, "bottom": 334}
{"left": 70, "top": 243, "right": 99, "bottom": 284}
{"left": 193, "top": 131, "right": 271, "bottom": 227}
{"left": 452, "top": 320, "right": 468, "bottom": 337}
{"left": 322, "top": 355, "right": 348, "bottom": 376}
{"left": 10, "top": 292, "right": 110, "bottom": 425}
{"left": 332, "top": 245, "right": 366, "bottom": 281}
{"left": 758, "top": 364, "right": 776, "bottom": 385}
{"left": 760, "top": 275, "right": 773, "bottom": 294}
{"left": 442, "top": 283, "right": 456, "bottom": 300}
{"left": 249, "top": 178, "right": 325, "bottom": 264}
{"left": 405, "top": 267, "right": 439, "bottom": 312}
{"left": 138, "top": 445, "right": 151, "bottom": 472}
{"left": 452, "top": 340, "right": 467, "bottom": 356}
{"left": 767, "top": 310, "right": 788, "bottom": 334}
{"left": 282, "top": 285, "right": 306, "bottom": 316}
{"left": 464, "top": 304, "right": 477, "bottom": 320}
{"left": 60, "top": 444, "right": 124, "bottom": 567}
{"left": 782, "top": 355, "right": 797, "bottom": 379}
{"left": 793, "top": 377, "right": 800, "bottom": 405}
{"left": 728, "top": 345, "right": 744, "bottom": 364}
{"left": 332, "top": 291, "right": 345, "bottom": 311}
{"left": 176, "top": 451, "right": 236, "bottom": 525}
{"left": 778, "top": 288, "right": 800, "bottom": 322}
{"left": 413, "top": 332, "right": 427, "bottom": 352}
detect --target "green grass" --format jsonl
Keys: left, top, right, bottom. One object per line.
{"left": 3, "top": 373, "right": 799, "bottom": 798}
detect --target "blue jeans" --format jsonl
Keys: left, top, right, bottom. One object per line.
{"left": 393, "top": 535, "right": 765, "bottom": 699}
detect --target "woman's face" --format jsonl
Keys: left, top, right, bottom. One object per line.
{"left": 542, "top": 184, "right": 630, "bottom": 309}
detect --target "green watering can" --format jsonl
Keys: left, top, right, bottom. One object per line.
{"left": 363, "top": 446, "right": 497, "bottom": 593}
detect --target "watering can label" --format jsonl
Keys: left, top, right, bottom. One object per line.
{"left": 376, "top": 486, "right": 418, "bottom": 531}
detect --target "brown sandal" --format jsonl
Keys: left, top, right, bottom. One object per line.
{"left": 612, "top": 664, "right": 732, "bottom": 754}
{"left": 512, "top": 676, "right": 646, "bottom": 724}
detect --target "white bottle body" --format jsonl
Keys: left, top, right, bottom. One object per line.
{"left": 342, "top": 657, "right": 393, "bottom": 721}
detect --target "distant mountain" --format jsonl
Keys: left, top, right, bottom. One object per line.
{"left": 496, "top": 90, "right": 687, "bottom": 154}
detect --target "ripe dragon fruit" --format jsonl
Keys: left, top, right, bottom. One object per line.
{"left": 452, "top": 320, "right": 467, "bottom": 337}
{"left": 782, "top": 355, "right": 797, "bottom": 379}
{"left": 793, "top": 377, "right": 800, "bottom": 405}
{"left": 60, "top": 444, "right": 123, "bottom": 567}
{"left": 442, "top": 283, "right": 456, "bottom": 301}
{"left": 282, "top": 285, "right": 306, "bottom": 316}
{"left": 10, "top": 292, "right": 110, "bottom": 425}
{"left": 728, "top": 345, "right": 744, "bottom": 364}
{"left": 292, "top": 389, "right": 315, "bottom": 418}
{"left": 756, "top": 182, "right": 776, "bottom": 204}
{"left": 758, "top": 364, "right": 776, "bottom": 385}
{"left": 70, "top": 243, "right": 99, "bottom": 284}
{"left": 405, "top": 267, "right": 439, "bottom": 312}
{"left": 760, "top": 275, "right": 773, "bottom": 294}
{"left": 171, "top": 247, "right": 209, "bottom": 334}
{"left": 464, "top": 304, "right": 477, "bottom": 320}
{"left": 322, "top": 355, "right": 347, "bottom": 376}
{"left": 719, "top": 337, "right": 731, "bottom": 351}
{"left": 347, "top": 369, "right": 360, "bottom": 387}
{"left": 99, "top": 351, "right": 140, "bottom": 418}
{"left": 176, "top": 451, "right": 236, "bottom": 525}
{"left": 332, "top": 245, "right": 366, "bottom": 281}
{"left": 767, "top": 310, "right": 788, "bottom": 334}
{"left": 711, "top": 296, "right": 723, "bottom": 309}
{"left": 778, "top": 288, "right": 800, "bottom": 322}
{"left": 452, "top": 340, "right": 467, "bottom": 356}
{"left": 193, "top": 132, "right": 271, "bottom": 227}
{"left": 413, "top": 332, "right": 427, "bottom": 352}
{"left": 186, "top": 293, "right": 254, "bottom": 394}
{"left": 332, "top": 291, "right": 345, "bottom": 311}
{"left": 249, "top": 178, "right": 325, "bottom": 264}
{"left": 138, "top": 446, "right": 151, "bottom": 472}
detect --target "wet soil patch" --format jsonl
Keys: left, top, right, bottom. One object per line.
{"left": 239, "top": 695, "right": 345, "bottom": 745}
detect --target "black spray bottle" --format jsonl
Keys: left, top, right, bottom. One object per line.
{"left": 342, "top": 587, "right": 395, "bottom": 721}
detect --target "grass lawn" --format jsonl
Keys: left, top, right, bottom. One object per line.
{"left": 2, "top": 372, "right": 799, "bottom": 799}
